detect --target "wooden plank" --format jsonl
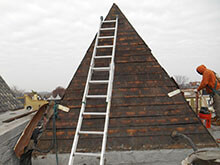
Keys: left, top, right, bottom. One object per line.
{"left": 111, "top": 95, "right": 184, "bottom": 105}
{"left": 73, "top": 62, "right": 168, "bottom": 77}
{"left": 64, "top": 87, "right": 176, "bottom": 100}
{"left": 65, "top": 77, "right": 175, "bottom": 91}
{"left": 14, "top": 103, "right": 50, "bottom": 158}
{"left": 62, "top": 100, "right": 187, "bottom": 109}
{"left": 46, "top": 115, "right": 199, "bottom": 129}
{"left": 3, "top": 110, "right": 37, "bottom": 123}
{"left": 115, "top": 56, "right": 156, "bottom": 64}
{"left": 43, "top": 123, "right": 205, "bottom": 139}
{"left": 38, "top": 133, "right": 217, "bottom": 153}
{"left": 71, "top": 73, "right": 173, "bottom": 84}
{"left": 58, "top": 104, "right": 192, "bottom": 119}
{"left": 114, "top": 63, "right": 164, "bottom": 75}
{"left": 115, "top": 49, "right": 152, "bottom": 57}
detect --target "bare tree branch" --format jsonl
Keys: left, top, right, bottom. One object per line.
{"left": 174, "top": 75, "right": 189, "bottom": 88}
{"left": 52, "top": 86, "right": 65, "bottom": 98}
{"left": 11, "top": 86, "right": 25, "bottom": 97}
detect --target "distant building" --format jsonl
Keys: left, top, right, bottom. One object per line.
{"left": 46, "top": 94, "right": 61, "bottom": 104}
{"left": 189, "top": 81, "right": 200, "bottom": 89}
{"left": 47, "top": 94, "right": 61, "bottom": 101}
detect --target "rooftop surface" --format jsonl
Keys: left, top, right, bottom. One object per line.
{"left": 0, "top": 109, "right": 35, "bottom": 138}
{"left": 0, "top": 108, "right": 35, "bottom": 165}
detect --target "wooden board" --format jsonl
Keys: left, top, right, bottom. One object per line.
{"left": 14, "top": 103, "right": 49, "bottom": 158}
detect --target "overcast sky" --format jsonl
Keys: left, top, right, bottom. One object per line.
{"left": 0, "top": 0, "right": 219, "bottom": 92}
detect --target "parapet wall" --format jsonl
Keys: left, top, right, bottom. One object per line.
{"left": 32, "top": 149, "right": 195, "bottom": 165}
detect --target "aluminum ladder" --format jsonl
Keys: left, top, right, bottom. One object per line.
{"left": 68, "top": 15, "right": 118, "bottom": 165}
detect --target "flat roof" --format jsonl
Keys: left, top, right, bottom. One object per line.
{"left": 0, "top": 109, "right": 35, "bottom": 138}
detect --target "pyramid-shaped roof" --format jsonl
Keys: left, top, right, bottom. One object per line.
{"left": 0, "top": 76, "right": 23, "bottom": 113}
{"left": 39, "top": 4, "right": 217, "bottom": 152}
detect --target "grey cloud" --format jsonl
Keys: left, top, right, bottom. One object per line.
{"left": 0, "top": 0, "right": 219, "bottom": 91}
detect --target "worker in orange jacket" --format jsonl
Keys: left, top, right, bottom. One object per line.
{"left": 196, "top": 65, "right": 220, "bottom": 124}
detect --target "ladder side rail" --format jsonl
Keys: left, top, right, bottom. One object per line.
{"left": 100, "top": 101, "right": 112, "bottom": 165}
{"left": 106, "top": 16, "right": 119, "bottom": 102}
{"left": 68, "top": 17, "right": 103, "bottom": 165}
{"left": 82, "top": 19, "right": 103, "bottom": 103}
{"left": 68, "top": 103, "right": 86, "bottom": 165}
{"left": 100, "top": 16, "right": 119, "bottom": 165}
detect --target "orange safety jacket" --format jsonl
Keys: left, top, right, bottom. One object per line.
{"left": 197, "top": 65, "right": 220, "bottom": 94}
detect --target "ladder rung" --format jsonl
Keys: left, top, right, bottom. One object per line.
{"left": 79, "top": 131, "right": 104, "bottom": 135}
{"left": 92, "top": 67, "right": 110, "bottom": 71}
{"left": 83, "top": 112, "right": 106, "bottom": 116}
{"left": 102, "top": 20, "right": 116, "bottom": 23}
{"left": 98, "top": 36, "right": 114, "bottom": 39}
{"left": 86, "top": 95, "right": 107, "bottom": 98}
{"left": 97, "top": 45, "right": 113, "bottom": 48}
{"left": 89, "top": 80, "right": 109, "bottom": 84}
{"left": 74, "top": 152, "right": 101, "bottom": 157}
{"left": 100, "top": 28, "right": 115, "bottom": 31}
{"left": 94, "top": 55, "right": 112, "bottom": 59}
